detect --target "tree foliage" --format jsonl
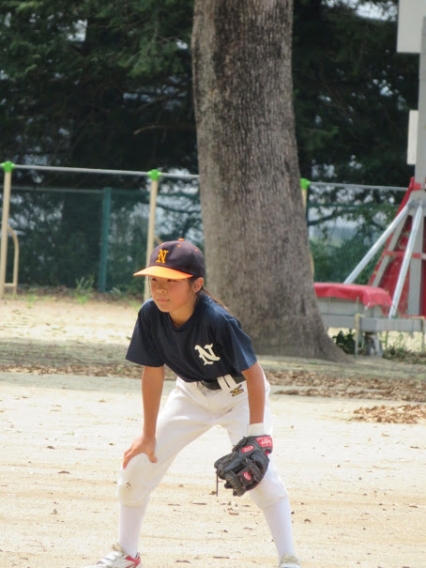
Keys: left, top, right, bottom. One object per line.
{"left": 0, "top": 0, "right": 418, "bottom": 188}
{"left": 294, "top": 0, "right": 418, "bottom": 185}
{"left": 0, "top": 0, "right": 195, "bottom": 184}
{"left": 0, "top": 0, "right": 420, "bottom": 300}
{"left": 0, "top": 0, "right": 415, "bottom": 185}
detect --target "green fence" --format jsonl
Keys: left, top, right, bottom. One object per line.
{"left": 1, "top": 176, "right": 202, "bottom": 294}
{"left": 307, "top": 182, "right": 404, "bottom": 284}
{"left": 0, "top": 172, "right": 406, "bottom": 293}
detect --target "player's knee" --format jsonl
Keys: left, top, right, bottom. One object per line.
{"left": 248, "top": 464, "right": 288, "bottom": 509}
{"left": 117, "top": 453, "right": 156, "bottom": 507}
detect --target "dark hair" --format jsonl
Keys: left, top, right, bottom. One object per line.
{"left": 189, "top": 276, "right": 229, "bottom": 311}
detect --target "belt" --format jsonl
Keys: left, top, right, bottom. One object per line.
{"left": 200, "top": 374, "right": 245, "bottom": 390}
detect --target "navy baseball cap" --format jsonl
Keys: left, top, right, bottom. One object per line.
{"left": 134, "top": 239, "right": 205, "bottom": 280}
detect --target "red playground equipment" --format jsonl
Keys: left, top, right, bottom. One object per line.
{"left": 314, "top": 178, "right": 426, "bottom": 355}
{"left": 367, "top": 178, "right": 426, "bottom": 317}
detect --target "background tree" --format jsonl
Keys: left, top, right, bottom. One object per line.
{"left": 0, "top": 0, "right": 419, "bottom": 299}
{"left": 0, "top": 0, "right": 417, "bottom": 186}
{"left": 0, "top": 0, "right": 195, "bottom": 178}
{"left": 192, "top": 0, "right": 345, "bottom": 360}
{"left": 0, "top": 0, "right": 196, "bottom": 286}
{"left": 293, "top": 0, "right": 418, "bottom": 185}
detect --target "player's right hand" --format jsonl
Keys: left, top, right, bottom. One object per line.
{"left": 122, "top": 434, "right": 157, "bottom": 468}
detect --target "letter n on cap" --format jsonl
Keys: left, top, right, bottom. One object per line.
{"left": 156, "top": 249, "right": 169, "bottom": 264}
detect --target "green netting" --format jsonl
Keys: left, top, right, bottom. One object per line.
{"left": 0, "top": 180, "right": 404, "bottom": 292}
{"left": 4, "top": 187, "right": 106, "bottom": 288}
{"left": 307, "top": 183, "right": 402, "bottom": 284}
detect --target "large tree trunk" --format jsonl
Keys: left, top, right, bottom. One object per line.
{"left": 192, "top": 0, "right": 345, "bottom": 361}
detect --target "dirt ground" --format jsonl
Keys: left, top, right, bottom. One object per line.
{"left": 0, "top": 293, "right": 425, "bottom": 568}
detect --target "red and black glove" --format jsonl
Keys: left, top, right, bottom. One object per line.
{"left": 214, "top": 435, "right": 273, "bottom": 497}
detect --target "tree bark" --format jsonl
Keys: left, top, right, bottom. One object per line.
{"left": 192, "top": 0, "right": 345, "bottom": 361}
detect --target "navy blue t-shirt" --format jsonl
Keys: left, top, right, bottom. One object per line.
{"left": 126, "top": 294, "right": 257, "bottom": 382}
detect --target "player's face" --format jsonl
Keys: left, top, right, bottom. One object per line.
{"left": 148, "top": 276, "right": 204, "bottom": 326}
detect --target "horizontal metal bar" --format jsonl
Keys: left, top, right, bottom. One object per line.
{"left": 12, "top": 164, "right": 199, "bottom": 180}
{"left": 311, "top": 182, "right": 407, "bottom": 192}
{"left": 10, "top": 167, "right": 406, "bottom": 187}
{"left": 321, "top": 314, "right": 425, "bottom": 333}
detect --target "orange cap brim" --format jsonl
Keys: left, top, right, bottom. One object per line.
{"left": 133, "top": 266, "right": 193, "bottom": 279}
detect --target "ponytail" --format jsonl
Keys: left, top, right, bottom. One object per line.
{"left": 189, "top": 276, "right": 229, "bottom": 312}
{"left": 200, "top": 287, "right": 229, "bottom": 311}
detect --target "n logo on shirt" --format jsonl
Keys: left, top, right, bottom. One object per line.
{"left": 194, "top": 343, "right": 220, "bottom": 365}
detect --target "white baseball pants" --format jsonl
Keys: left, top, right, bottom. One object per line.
{"left": 117, "top": 375, "right": 295, "bottom": 561}
{"left": 118, "top": 376, "right": 287, "bottom": 509}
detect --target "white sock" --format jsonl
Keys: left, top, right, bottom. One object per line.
{"left": 262, "top": 497, "right": 296, "bottom": 560}
{"left": 118, "top": 503, "right": 147, "bottom": 558}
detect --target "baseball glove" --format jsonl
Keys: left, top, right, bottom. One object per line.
{"left": 214, "top": 435, "right": 273, "bottom": 496}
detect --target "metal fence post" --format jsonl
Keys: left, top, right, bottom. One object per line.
{"left": 144, "top": 169, "right": 161, "bottom": 302}
{"left": 0, "top": 161, "right": 15, "bottom": 299}
{"left": 98, "top": 187, "right": 112, "bottom": 293}
{"left": 301, "top": 177, "right": 311, "bottom": 223}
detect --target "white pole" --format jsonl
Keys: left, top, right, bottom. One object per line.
{"left": 415, "top": 17, "right": 426, "bottom": 184}
{"left": 344, "top": 203, "right": 410, "bottom": 284}
{"left": 0, "top": 163, "right": 14, "bottom": 299}
{"left": 144, "top": 171, "right": 161, "bottom": 302}
{"left": 13, "top": 164, "right": 198, "bottom": 180}
{"left": 388, "top": 203, "right": 424, "bottom": 318}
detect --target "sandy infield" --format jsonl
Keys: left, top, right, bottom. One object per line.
{"left": 0, "top": 295, "right": 425, "bottom": 568}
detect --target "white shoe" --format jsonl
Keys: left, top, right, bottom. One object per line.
{"left": 82, "top": 543, "right": 141, "bottom": 567}
{"left": 279, "top": 553, "right": 301, "bottom": 568}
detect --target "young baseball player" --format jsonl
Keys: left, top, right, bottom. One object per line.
{"left": 82, "top": 239, "right": 301, "bottom": 568}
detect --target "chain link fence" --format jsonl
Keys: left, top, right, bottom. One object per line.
{"left": 0, "top": 168, "right": 406, "bottom": 293}
{"left": 307, "top": 181, "right": 405, "bottom": 284}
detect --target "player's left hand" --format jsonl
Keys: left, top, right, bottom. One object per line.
{"left": 214, "top": 434, "right": 272, "bottom": 496}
